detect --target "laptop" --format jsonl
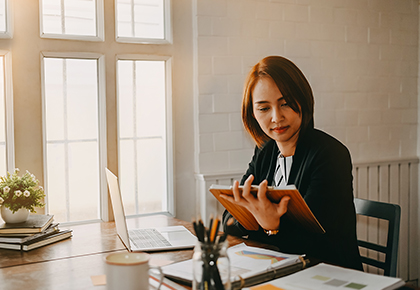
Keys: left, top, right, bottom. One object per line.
{"left": 105, "top": 168, "right": 197, "bottom": 252}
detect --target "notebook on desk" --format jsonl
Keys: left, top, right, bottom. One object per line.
{"left": 105, "top": 168, "right": 197, "bottom": 252}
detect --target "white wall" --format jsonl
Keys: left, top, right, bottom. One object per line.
{"left": 193, "top": 0, "right": 419, "bottom": 174}
{"left": 192, "top": 0, "right": 419, "bottom": 281}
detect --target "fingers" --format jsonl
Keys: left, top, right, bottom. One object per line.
{"left": 241, "top": 175, "right": 255, "bottom": 201}
{"left": 220, "top": 193, "right": 235, "bottom": 203}
{"left": 232, "top": 180, "right": 242, "bottom": 202}
{"left": 256, "top": 179, "right": 269, "bottom": 201}
{"left": 277, "top": 196, "right": 290, "bottom": 217}
{"left": 226, "top": 217, "right": 234, "bottom": 226}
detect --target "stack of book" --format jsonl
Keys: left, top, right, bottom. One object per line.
{"left": 0, "top": 214, "right": 72, "bottom": 251}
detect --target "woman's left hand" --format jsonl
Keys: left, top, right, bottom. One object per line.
{"left": 220, "top": 174, "right": 290, "bottom": 231}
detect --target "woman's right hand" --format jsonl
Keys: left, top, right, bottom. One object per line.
{"left": 220, "top": 174, "right": 290, "bottom": 231}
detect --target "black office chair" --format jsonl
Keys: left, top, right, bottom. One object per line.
{"left": 354, "top": 198, "right": 401, "bottom": 277}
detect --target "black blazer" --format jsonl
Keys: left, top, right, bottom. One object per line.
{"left": 223, "top": 128, "right": 363, "bottom": 271}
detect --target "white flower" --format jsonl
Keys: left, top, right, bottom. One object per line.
{"left": 39, "top": 186, "right": 43, "bottom": 191}
{"left": 14, "top": 190, "right": 22, "bottom": 197}
{"left": 3, "top": 186, "right": 10, "bottom": 194}
{"left": 15, "top": 168, "right": 20, "bottom": 173}
{"left": 0, "top": 197, "right": 3, "bottom": 204}
{"left": 23, "top": 190, "right": 30, "bottom": 197}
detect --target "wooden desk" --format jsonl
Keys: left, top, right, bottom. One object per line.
{"left": 1, "top": 215, "right": 417, "bottom": 290}
{"left": 0, "top": 214, "right": 196, "bottom": 269}
{"left": 0, "top": 214, "right": 257, "bottom": 290}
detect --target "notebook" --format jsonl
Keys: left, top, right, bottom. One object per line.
{"left": 105, "top": 168, "right": 197, "bottom": 252}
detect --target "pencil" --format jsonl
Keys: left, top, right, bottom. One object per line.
{"left": 209, "top": 217, "right": 220, "bottom": 243}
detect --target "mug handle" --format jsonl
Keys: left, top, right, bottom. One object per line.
{"left": 149, "top": 266, "right": 164, "bottom": 290}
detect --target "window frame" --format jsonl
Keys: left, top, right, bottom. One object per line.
{"left": 114, "top": 0, "right": 172, "bottom": 45}
{"left": 40, "top": 51, "right": 109, "bottom": 223}
{"left": 116, "top": 54, "right": 174, "bottom": 216}
{"left": 39, "top": 0, "right": 105, "bottom": 42}
{"left": 2, "top": 0, "right": 181, "bottom": 225}
{"left": 0, "top": 0, "right": 13, "bottom": 39}
{"left": 0, "top": 50, "right": 14, "bottom": 171}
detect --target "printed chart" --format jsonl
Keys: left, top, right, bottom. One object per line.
{"left": 248, "top": 263, "right": 404, "bottom": 290}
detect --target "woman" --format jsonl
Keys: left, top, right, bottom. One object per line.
{"left": 221, "top": 56, "right": 363, "bottom": 271}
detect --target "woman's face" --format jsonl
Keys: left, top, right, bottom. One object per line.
{"left": 252, "top": 77, "right": 302, "bottom": 151}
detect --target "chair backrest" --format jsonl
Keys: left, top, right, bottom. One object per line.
{"left": 354, "top": 198, "right": 401, "bottom": 277}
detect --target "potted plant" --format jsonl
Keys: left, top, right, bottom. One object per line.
{"left": 0, "top": 169, "right": 45, "bottom": 223}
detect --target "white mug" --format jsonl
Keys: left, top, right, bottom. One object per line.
{"left": 105, "top": 252, "right": 163, "bottom": 290}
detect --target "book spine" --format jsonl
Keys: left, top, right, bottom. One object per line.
{"left": 21, "top": 227, "right": 59, "bottom": 245}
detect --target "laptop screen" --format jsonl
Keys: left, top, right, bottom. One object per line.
{"left": 105, "top": 168, "right": 132, "bottom": 251}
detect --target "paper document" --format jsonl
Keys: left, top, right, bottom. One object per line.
{"left": 150, "top": 274, "right": 187, "bottom": 290}
{"left": 246, "top": 263, "right": 405, "bottom": 290}
{"left": 162, "top": 243, "right": 304, "bottom": 284}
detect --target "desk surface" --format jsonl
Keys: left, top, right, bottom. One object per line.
{"left": 0, "top": 214, "right": 191, "bottom": 269}
{"left": 1, "top": 215, "right": 417, "bottom": 290}
{"left": 0, "top": 214, "right": 265, "bottom": 290}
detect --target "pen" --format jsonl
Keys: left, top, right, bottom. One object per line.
{"left": 207, "top": 214, "right": 214, "bottom": 241}
{"left": 192, "top": 213, "right": 228, "bottom": 290}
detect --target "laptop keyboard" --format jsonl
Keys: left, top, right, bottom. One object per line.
{"left": 129, "top": 228, "right": 172, "bottom": 249}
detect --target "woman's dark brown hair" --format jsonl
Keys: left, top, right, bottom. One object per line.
{"left": 242, "top": 56, "right": 314, "bottom": 148}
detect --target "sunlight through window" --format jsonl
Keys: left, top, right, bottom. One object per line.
{"left": 117, "top": 59, "right": 168, "bottom": 215}
{"left": 43, "top": 57, "right": 100, "bottom": 222}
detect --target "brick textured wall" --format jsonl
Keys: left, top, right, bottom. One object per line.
{"left": 194, "top": 0, "right": 419, "bottom": 173}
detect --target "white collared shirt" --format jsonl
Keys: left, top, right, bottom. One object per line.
{"left": 273, "top": 153, "right": 293, "bottom": 187}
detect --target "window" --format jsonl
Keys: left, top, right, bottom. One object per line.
{"left": 115, "top": 0, "right": 171, "bottom": 44}
{"left": 0, "top": 0, "right": 182, "bottom": 224}
{"left": 34, "top": 0, "right": 174, "bottom": 223}
{"left": 0, "top": 51, "right": 13, "bottom": 175}
{"left": 40, "top": 0, "right": 104, "bottom": 41}
{"left": 117, "top": 57, "right": 172, "bottom": 216}
{"left": 42, "top": 55, "right": 106, "bottom": 222}
{"left": 0, "top": 0, "right": 12, "bottom": 38}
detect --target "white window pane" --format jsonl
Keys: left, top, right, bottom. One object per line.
{"left": 117, "top": 61, "right": 134, "bottom": 138}
{"left": 64, "top": 0, "right": 96, "bottom": 36}
{"left": 44, "top": 57, "right": 100, "bottom": 223}
{"left": 46, "top": 143, "right": 67, "bottom": 221}
{"left": 0, "top": 0, "right": 7, "bottom": 33}
{"left": 41, "top": 0, "right": 62, "bottom": 34}
{"left": 117, "top": 3, "right": 132, "bottom": 36}
{"left": 116, "top": 0, "right": 165, "bottom": 40}
{"left": 136, "top": 138, "right": 165, "bottom": 213}
{"left": 119, "top": 139, "right": 136, "bottom": 215}
{"left": 135, "top": 61, "right": 165, "bottom": 137}
{"left": 0, "top": 56, "right": 7, "bottom": 176}
{"left": 44, "top": 58, "right": 65, "bottom": 141}
{"left": 117, "top": 59, "right": 167, "bottom": 215}
{"left": 68, "top": 142, "right": 99, "bottom": 221}
{"left": 66, "top": 59, "right": 98, "bottom": 140}
{"left": 0, "top": 57, "right": 6, "bottom": 143}
{"left": 0, "top": 145, "right": 6, "bottom": 176}
{"left": 41, "top": 0, "right": 97, "bottom": 37}
{"left": 119, "top": 139, "right": 166, "bottom": 215}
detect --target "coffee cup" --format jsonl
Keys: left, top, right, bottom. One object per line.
{"left": 105, "top": 252, "right": 163, "bottom": 290}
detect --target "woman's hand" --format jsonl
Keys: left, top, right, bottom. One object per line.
{"left": 220, "top": 175, "right": 290, "bottom": 231}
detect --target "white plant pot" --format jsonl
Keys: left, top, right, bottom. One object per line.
{"left": 0, "top": 206, "right": 30, "bottom": 223}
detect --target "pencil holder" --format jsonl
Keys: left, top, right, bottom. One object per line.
{"left": 192, "top": 240, "right": 231, "bottom": 290}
